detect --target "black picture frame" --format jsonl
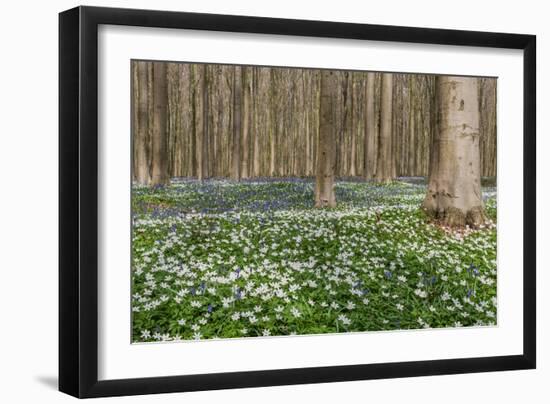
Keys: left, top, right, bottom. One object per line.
{"left": 59, "top": 5, "right": 536, "bottom": 398}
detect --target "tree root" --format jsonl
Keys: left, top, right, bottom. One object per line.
{"left": 422, "top": 205, "right": 487, "bottom": 228}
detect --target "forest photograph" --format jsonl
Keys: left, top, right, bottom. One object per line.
{"left": 130, "top": 60, "right": 497, "bottom": 343}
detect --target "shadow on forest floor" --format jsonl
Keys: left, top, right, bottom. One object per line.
{"left": 397, "top": 176, "right": 496, "bottom": 187}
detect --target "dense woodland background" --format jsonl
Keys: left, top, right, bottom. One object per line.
{"left": 132, "top": 61, "right": 497, "bottom": 182}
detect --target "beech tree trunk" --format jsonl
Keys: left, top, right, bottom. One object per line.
{"left": 375, "top": 73, "right": 394, "bottom": 183}
{"left": 269, "top": 77, "right": 276, "bottom": 177}
{"left": 422, "top": 76, "right": 486, "bottom": 227}
{"left": 193, "top": 65, "right": 209, "bottom": 180}
{"left": 241, "top": 67, "right": 251, "bottom": 179}
{"left": 253, "top": 68, "right": 261, "bottom": 177}
{"left": 188, "top": 66, "right": 197, "bottom": 177}
{"left": 150, "top": 62, "right": 169, "bottom": 185}
{"left": 230, "top": 66, "right": 242, "bottom": 180}
{"left": 202, "top": 66, "right": 209, "bottom": 179}
{"left": 364, "top": 72, "right": 377, "bottom": 179}
{"left": 409, "top": 76, "right": 416, "bottom": 175}
{"left": 135, "top": 61, "right": 150, "bottom": 184}
{"left": 349, "top": 74, "right": 357, "bottom": 176}
{"left": 479, "top": 78, "right": 497, "bottom": 177}
{"left": 315, "top": 70, "right": 337, "bottom": 208}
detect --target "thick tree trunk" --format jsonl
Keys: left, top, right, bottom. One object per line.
{"left": 422, "top": 76, "right": 486, "bottom": 227}
{"left": 315, "top": 70, "right": 337, "bottom": 208}
{"left": 150, "top": 62, "right": 169, "bottom": 185}
{"left": 364, "top": 72, "right": 377, "bottom": 179}
{"left": 375, "top": 73, "right": 394, "bottom": 183}
{"left": 230, "top": 66, "right": 242, "bottom": 180}
{"left": 135, "top": 61, "right": 150, "bottom": 184}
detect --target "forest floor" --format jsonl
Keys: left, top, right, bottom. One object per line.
{"left": 131, "top": 177, "right": 497, "bottom": 342}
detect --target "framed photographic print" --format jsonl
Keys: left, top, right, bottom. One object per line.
{"left": 59, "top": 5, "right": 536, "bottom": 398}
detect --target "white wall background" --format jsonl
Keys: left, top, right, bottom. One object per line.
{"left": 0, "top": 0, "right": 545, "bottom": 402}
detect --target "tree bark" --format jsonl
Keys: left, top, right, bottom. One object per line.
{"left": 241, "top": 67, "right": 251, "bottom": 178}
{"left": 150, "top": 62, "right": 169, "bottom": 185}
{"left": 203, "top": 66, "right": 210, "bottom": 179}
{"left": 375, "top": 73, "right": 394, "bottom": 183}
{"left": 269, "top": 69, "right": 277, "bottom": 176}
{"left": 253, "top": 67, "right": 261, "bottom": 177}
{"left": 193, "top": 65, "right": 209, "bottom": 180}
{"left": 364, "top": 72, "right": 377, "bottom": 179}
{"left": 422, "top": 76, "right": 486, "bottom": 227}
{"left": 188, "top": 66, "right": 196, "bottom": 177}
{"left": 409, "top": 76, "right": 416, "bottom": 176}
{"left": 349, "top": 73, "right": 357, "bottom": 176}
{"left": 479, "top": 78, "right": 497, "bottom": 177}
{"left": 134, "top": 61, "right": 150, "bottom": 184}
{"left": 230, "top": 66, "right": 242, "bottom": 180}
{"left": 315, "top": 70, "right": 337, "bottom": 208}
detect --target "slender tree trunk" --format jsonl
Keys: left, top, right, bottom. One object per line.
{"left": 427, "top": 76, "right": 437, "bottom": 176}
{"left": 341, "top": 72, "right": 350, "bottom": 176}
{"left": 364, "top": 72, "right": 377, "bottom": 179}
{"left": 135, "top": 61, "right": 150, "bottom": 184}
{"left": 253, "top": 68, "right": 261, "bottom": 177}
{"left": 241, "top": 67, "right": 250, "bottom": 179}
{"left": 409, "top": 76, "right": 416, "bottom": 176}
{"left": 203, "top": 66, "right": 210, "bottom": 179}
{"left": 189, "top": 67, "right": 197, "bottom": 177}
{"left": 315, "top": 70, "right": 337, "bottom": 208}
{"left": 150, "top": 62, "right": 169, "bottom": 185}
{"left": 193, "top": 65, "right": 209, "bottom": 180}
{"left": 349, "top": 73, "right": 357, "bottom": 176}
{"left": 193, "top": 65, "right": 202, "bottom": 179}
{"left": 375, "top": 73, "right": 394, "bottom": 183}
{"left": 479, "top": 78, "right": 497, "bottom": 177}
{"left": 269, "top": 70, "right": 276, "bottom": 176}
{"left": 305, "top": 109, "right": 311, "bottom": 176}
{"left": 230, "top": 66, "right": 242, "bottom": 180}
{"left": 422, "top": 76, "right": 486, "bottom": 227}
{"left": 392, "top": 74, "right": 403, "bottom": 176}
